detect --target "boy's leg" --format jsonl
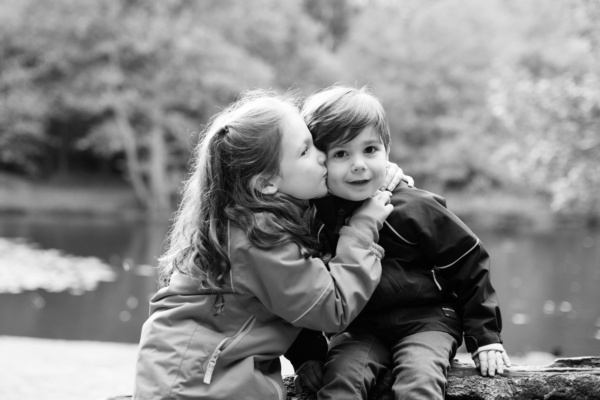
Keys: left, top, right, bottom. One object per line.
{"left": 318, "top": 329, "right": 390, "bottom": 400}
{"left": 390, "top": 331, "right": 457, "bottom": 400}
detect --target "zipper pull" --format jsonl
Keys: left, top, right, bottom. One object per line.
{"left": 203, "top": 349, "right": 221, "bottom": 384}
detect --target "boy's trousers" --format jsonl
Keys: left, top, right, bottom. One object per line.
{"left": 317, "top": 330, "right": 457, "bottom": 400}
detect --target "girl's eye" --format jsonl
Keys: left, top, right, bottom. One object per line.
{"left": 301, "top": 147, "right": 308, "bottom": 156}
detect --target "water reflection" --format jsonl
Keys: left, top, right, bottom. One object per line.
{"left": 477, "top": 229, "right": 600, "bottom": 357}
{"left": 0, "top": 215, "right": 599, "bottom": 357}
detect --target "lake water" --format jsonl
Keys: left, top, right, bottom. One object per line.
{"left": 1, "top": 214, "right": 599, "bottom": 358}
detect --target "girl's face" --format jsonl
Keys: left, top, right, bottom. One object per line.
{"left": 325, "top": 125, "right": 388, "bottom": 201}
{"left": 271, "top": 109, "right": 329, "bottom": 200}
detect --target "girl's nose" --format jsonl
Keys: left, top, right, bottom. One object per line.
{"left": 317, "top": 149, "right": 326, "bottom": 165}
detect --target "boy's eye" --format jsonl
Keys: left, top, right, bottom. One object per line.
{"left": 365, "top": 146, "right": 378, "bottom": 154}
{"left": 332, "top": 150, "right": 347, "bottom": 158}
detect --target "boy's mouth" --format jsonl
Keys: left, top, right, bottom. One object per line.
{"left": 348, "top": 179, "right": 370, "bottom": 186}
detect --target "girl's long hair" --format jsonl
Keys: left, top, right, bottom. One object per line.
{"left": 158, "top": 90, "right": 321, "bottom": 291}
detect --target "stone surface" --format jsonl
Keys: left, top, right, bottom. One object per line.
{"left": 285, "top": 357, "right": 600, "bottom": 400}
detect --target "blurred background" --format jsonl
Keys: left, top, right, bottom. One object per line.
{"left": 0, "top": 0, "right": 599, "bottom": 398}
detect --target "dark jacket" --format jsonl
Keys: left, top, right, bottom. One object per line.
{"left": 310, "top": 185, "right": 503, "bottom": 353}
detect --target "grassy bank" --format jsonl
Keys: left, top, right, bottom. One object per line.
{"left": 0, "top": 173, "right": 142, "bottom": 219}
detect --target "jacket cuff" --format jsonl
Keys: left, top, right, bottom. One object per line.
{"left": 464, "top": 332, "right": 503, "bottom": 353}
{"left": 338, "top": 226, "right": 385, "bottom": 259}
{"left": 471, "top": 343, "right": 506, "bottom": 359}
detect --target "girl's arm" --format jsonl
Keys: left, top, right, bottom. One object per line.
{"left": 232, "top": 191, "right": 392, "bottom": 333}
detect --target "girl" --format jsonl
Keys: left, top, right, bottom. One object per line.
{"left": 133, "top": 90, "right": 394, "bottom": 400}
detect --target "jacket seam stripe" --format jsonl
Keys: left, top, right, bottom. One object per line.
{"left": 316, "top": 223, "right": 325, "bottom": 243}
{"left": 383, "top": 221, "right": 417, "bottom": 245}
{"left": 435, "top": 238, "right": 480, "bottom": 269}
{"left": 290, "top": 280, "right": 332, "bottom": 324}
{"left": 169, "top": 324, "right": 200, "bottom": 397}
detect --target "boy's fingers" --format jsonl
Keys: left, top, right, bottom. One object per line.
{"left": 496, "top": 352, "right": 505, "bottom": 375}
{"left": 503, "top": 352, "right": 512, "bottom": 367}
{"left": 478, "top": 352, "right": 489, "bottom": 376}
{"left": 487, "top": 351, "right": 497, "bottom": 376}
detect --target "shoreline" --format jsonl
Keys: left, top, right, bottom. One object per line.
{"left": 1, "top": 172, "right": 598, "bottom": 232}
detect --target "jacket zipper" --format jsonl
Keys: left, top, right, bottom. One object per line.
{"left": 334, "top": 209, "right": 346, "bottom": 234}
{"left": 203, "top": 315, "right": 256, "bottom": 384}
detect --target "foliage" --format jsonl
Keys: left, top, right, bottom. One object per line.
{"left": 0, "top": 0, "right": 598, "bottom": 218}
{"left": 488, "top": 0, "right": 600, "bottom": 215}
{"left": 0, "top": 0, "right": 337, "bottom": 215}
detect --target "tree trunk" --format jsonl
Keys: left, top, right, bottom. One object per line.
{"left": 113, "top": 107, "right": 151, "bottom": 210}
{"left": 146, "top": 116, "right": 170, "bottom": 219}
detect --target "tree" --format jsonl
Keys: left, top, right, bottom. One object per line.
{"left": 489, "top": 0, "right": 600, "bottom": 216}
{"left": 334, "top": 0, "right": 516, "bottom": 192}
{"left": 0, "top": 0, "right": 336, "bottom": 217}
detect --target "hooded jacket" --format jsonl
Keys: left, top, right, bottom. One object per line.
{"left": 313, "top": 185, "right": 503, "bottom": 352}
{"left": 133, "top": 206, "right": 385, "bottom": 400}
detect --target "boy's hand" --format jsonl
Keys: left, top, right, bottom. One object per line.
{"left": 382, "top": 162, "right": 414, "bottom": 191}
{"left": 293, "top": 360, "right": 324, "bottom": 393}
{"left": 472, "top": 344, "right": 511, "bottom": 377}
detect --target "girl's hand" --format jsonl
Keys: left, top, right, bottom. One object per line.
{"left": 351, "top": 191, "right": 393, "bottom": 231}
{"left": 382, "top": 162, "right": 414, "bottom": 191}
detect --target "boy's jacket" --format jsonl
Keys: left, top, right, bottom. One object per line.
{"left": 313, "top": 185, "right": 503, "bottom": 352}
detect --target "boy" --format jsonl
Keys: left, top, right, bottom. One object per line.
{"left": 298, "top": 85, "right": 510, "bottom": 400}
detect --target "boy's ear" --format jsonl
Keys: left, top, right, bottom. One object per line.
{"left": 254, "top": 174, "right": 279, "bottom": 195}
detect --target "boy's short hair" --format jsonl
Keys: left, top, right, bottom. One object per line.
{"left": 301, "top": 84, "right": 390, "bottom": 152}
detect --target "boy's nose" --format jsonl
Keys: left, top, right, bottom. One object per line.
{"left": 352, "top": 161, "right": 367, "bottom": 172}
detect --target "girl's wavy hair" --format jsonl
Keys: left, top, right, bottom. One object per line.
{"left": 158, "top": 89, "right": 321, "bottom": 292}
{"left": 301, "top": 84, "right": 390, "bottom": 153}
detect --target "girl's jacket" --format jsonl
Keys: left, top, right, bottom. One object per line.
{"left": 133, "top": 210, "right": 384, "bottom": 400}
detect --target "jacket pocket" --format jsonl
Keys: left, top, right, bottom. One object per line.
{"left": 202, "top": 315, "right": 257, "bottom": 384}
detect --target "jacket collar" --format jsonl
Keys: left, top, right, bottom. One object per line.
{"left": 313, "top": 195, "right": 364, "bottom": 231}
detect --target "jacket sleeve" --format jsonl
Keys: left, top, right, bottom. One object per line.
{"left": 231, "top": 221, "right": 384, "bottom": 333}
{"left": 391, "top": 190, "right": 503, "bottom": 352}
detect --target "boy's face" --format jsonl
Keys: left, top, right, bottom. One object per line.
{"left": 325, "top": 125, "right": 388, "bottom": 201}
